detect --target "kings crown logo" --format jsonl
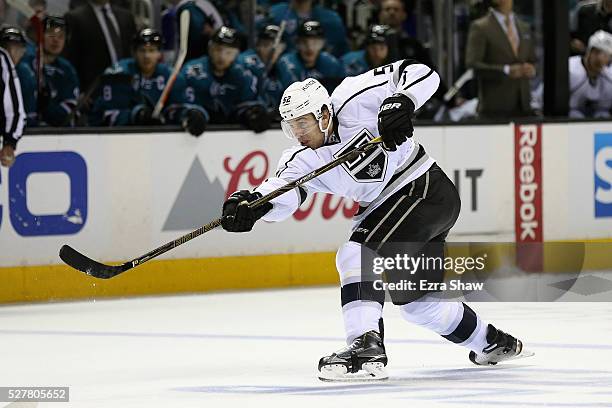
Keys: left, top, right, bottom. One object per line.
{"left": 367, "top": 163, "right": 382, "bottom": 177}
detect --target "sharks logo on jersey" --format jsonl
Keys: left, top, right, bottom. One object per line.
{"left": 334, "top": 129, "right": 388, "bottom": 183}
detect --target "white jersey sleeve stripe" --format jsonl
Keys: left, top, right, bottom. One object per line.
{"left": 402, "top": 67, "right": 434, "bottom": 90}
{"left": 276, "top": 146, "right": 309, "bottom": 177}
{"left": 394, "top": 62, "right": 440, "bottom": 111}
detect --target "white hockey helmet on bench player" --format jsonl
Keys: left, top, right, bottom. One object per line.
{"left": 588, "top": 30, "right": 612, "bottom": 56}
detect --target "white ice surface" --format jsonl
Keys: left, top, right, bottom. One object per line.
{"left": 1, "top": 287, "right": 612, "bottom": 408}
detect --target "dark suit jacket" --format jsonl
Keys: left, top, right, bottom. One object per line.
{"left": 64, "top": 3, "right": 137, "bottom": 92}
{"left": 465, "top": 11, "right": 537, "bottom": 118}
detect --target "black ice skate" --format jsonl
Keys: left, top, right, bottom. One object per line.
{"left": 469, "top": 324, "right": 535, "bottom": 366}
{"left": 318, "top": 331, "right": 388, "bottom": 381}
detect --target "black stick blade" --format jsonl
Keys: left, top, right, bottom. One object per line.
{"left": 59, "top": 245, "right": 129, "bottom": 279}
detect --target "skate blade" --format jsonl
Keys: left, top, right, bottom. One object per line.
{"left": 476, "top": 348, "right": 536, "bottom": 365}
{"left": 509, "top": 348, "right": 535, "bottom": 361}
{"left": 318, "top": 362, "right": 388, "bottom": 382}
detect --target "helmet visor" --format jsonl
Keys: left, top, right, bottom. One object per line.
{"left": 280, "top": 114, "right": 320, "bottom": 141}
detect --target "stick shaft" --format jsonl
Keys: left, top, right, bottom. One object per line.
{"left": 115, "top": 137, "right": 381, "bottom": 271}
{"left": 60, "top": 137, "right": 382, "bottom": 278}
{"left": 6, "top": 0, "right": 35, "bottom": 18}
{"left": 264, "top": 19, "right": 287, "bottom": 74}
{"left": 128, "top": 219, "right": 222, "bottom": 268}
{"left": 152, "top": 9, "right": 190, "bottom": 118}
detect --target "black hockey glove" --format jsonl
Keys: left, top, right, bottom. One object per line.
{"left": 242, "top": 105, "right": 271, "bottom": 134}
{"left": 221, "top": 190, "right": 273, "bottom": 233}
{"left": 131, "top": 104, "right": 163, "bottom": 126}
{"left": 182, "top": 109, "right": 207, "bottom": 137}
{"left": 377, "top": 93, "right": 415, "bottom": 151}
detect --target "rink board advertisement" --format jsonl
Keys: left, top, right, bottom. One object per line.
{"left": 0, "top": 122, "right": 611, "bottom": 302}
{"left": 541, "top": 121, "right": 612, "bottom": 240}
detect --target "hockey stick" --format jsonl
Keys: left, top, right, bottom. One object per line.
{"left": 264, "top": 11, "right": 288, "bottom": 75}
{"left": 59, "top": 136, "right": 383, "bottom": 279}
{"left": 6, "top": 0, "right": 35, "bottom": 18}
{"left": 442, "top": 68, "right": 474, "bottom": 103}
{"left": 151, "top": 8, "right": 190, "bottom": 119}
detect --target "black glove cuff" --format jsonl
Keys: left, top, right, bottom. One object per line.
{"left": 391, "top": 93, "right": 416, "bottom": 115}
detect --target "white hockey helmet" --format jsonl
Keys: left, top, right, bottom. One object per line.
{"left": 279, "top": 78, "right": 334, "bottom": 141}
{"left": 588, "top": 30, "right": 612, "bottom": 56}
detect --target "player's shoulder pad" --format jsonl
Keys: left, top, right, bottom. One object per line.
{"left": 229, "top": 61, "right": 252, "bottom": 78}
{"left": 239, "top": 50, "right": 263, "bottom": 68}
{"left": 104, "top": 59, "right": 132, "bottom": 75}
{"left": 331, "top": 62, "right": 399, "bottom": 117}
{"left": 277, "top": 51, "right": 300, "bottom": 70}
{"left": 392, "top": 59, "right": 432, "bottom": 85}
{"left": 184, "top": 56, "right": 208, "bottom": 67}
{"left": 182, "top": 57, "right": 208, "bottom": 76}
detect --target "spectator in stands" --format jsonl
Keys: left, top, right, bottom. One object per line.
{"left": 378, "top": 0, "right": 433, "bottom": 65}
{"left": 182, "top": 26, "right": 270, "bottom": 133}
{"left": 341, "top": 24, "right": 392, "bottom": 77}
{"left": 90, "top": 28, "right": 208, "bottom": 136}
{"left": 15, "top": 55, "right": 37, "bottom": 127}
{"left": 267, "top": 0, "right": 349, "bottom": 57}
{"left": 63, "top": 0, "right": 137, "bottom": 93}
{"left": 569, "top": 30, "right": 612, "bottom": 118}
{"left": 377, "top": 1, "right": 463, "bottom": 115}
{"left": 236, "top": 24, "right": 285, "bottom": 113}
{"left": 0, "top": 26, "right": 27, "bottom": 168}
{"left": 277, "top": 21, "right": 344, "bottom": 91}
{"left": 465, "top": 0, "right": 537, "bottom": 118}
{"left": 571, "top": 0, "right": 612, "bottom": 54}
{"left": 18, "top": 16, "right": 80, "bottom": 127}
{"left": 164, "top": 0, "right": 223, "bottom": 61}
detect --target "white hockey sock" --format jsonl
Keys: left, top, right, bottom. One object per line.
{"left": 342, "top": 301, "right": 383, "bottom": 344}
{"left": 337, "top": 241, "right": 384, "bottom": 344}
{"left": 400, "top": 295, "right": 489, "bottom": 353}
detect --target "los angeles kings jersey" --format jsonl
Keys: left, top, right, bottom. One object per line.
{"left": 569, "top": 55, "right": 612, "bottom": 118}
{"left": 255, "top": 60, "right": 441, "bottom": 223}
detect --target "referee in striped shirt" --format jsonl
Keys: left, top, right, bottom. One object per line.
{"left": 0, "top": 26, "right": 27, "bottom": 168}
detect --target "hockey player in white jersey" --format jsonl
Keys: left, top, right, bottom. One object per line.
{"left": 221, "top": 59, "right": 532, "bottom": 380}
{"left": 569, "top": 30, "right": 612, "bottom": 118}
